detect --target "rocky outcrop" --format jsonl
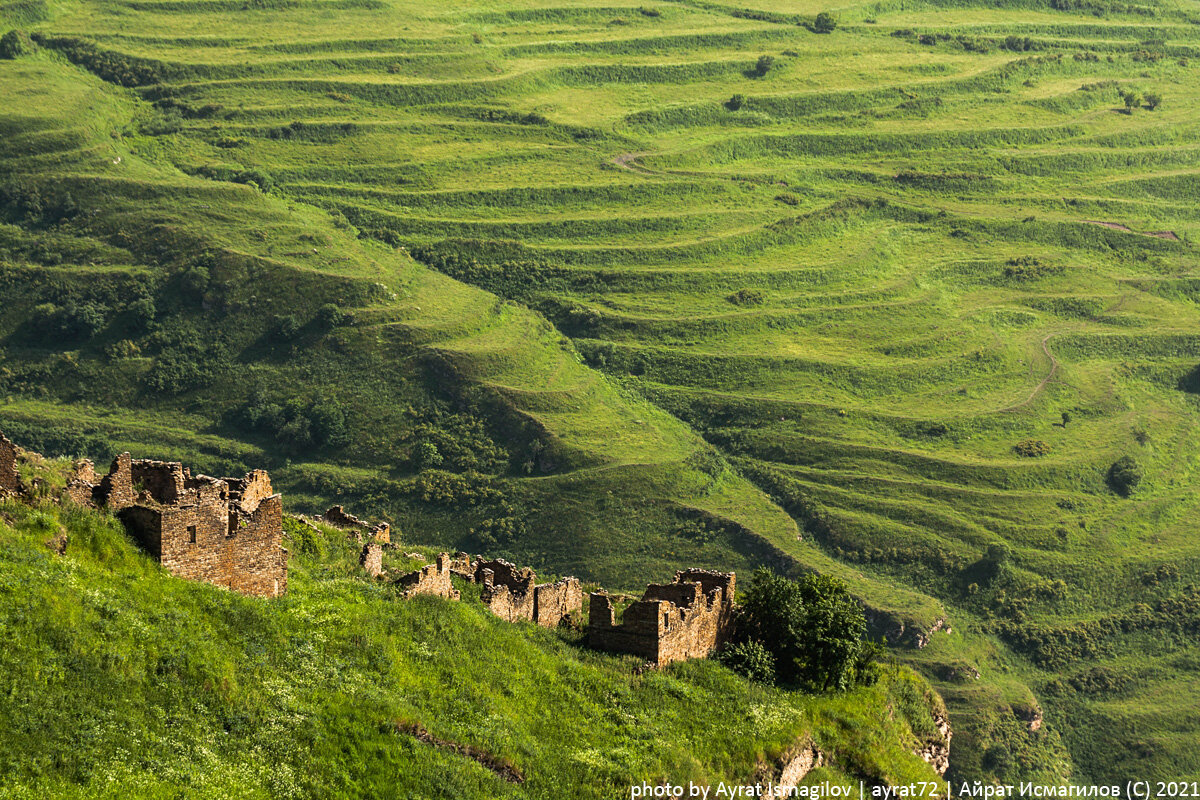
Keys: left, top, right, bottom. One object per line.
{"left": 865, "top": 609, "right": 949, "bottom": 649}
{"left": 915, "top": 709, "right": 952, "bottom": 776}
{"left": 755, "top": 739, "right": 824, "bottom": 797}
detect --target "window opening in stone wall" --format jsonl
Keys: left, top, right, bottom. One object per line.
{"left": 188, "top": 525, "right": 197, "bottom": 544}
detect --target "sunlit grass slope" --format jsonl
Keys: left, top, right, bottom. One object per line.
{"left": 0, "top": 487, "right": 944, "bottom": 798}
{"left": 3, "top": 0, "right": 1200, "bottom": 784}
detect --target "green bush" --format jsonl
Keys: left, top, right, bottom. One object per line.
{"left": 718, "top": 640, "right": 776, "bottom": 683}
{"left": 753, "top": 55, "right": 774, "bottom": 77}
{"left": 0, "top": 29, "right": 34, "bottom": 59}
{"left": 725, "top": 93, "right": 745, "bottom": 111}
{"left": 733, "top": 569, "right": 879, "bottom": 692}
{"left": 726, "top": 288, "right": 765, "bottom": 307}
{"left": 1107, "top": 455, "right": 1143, "bottom": 496}
{"left": 1013, "top": 439, "right": 1051, "bottom": 457}
{"left": 812, "top": 12, "right": 837, "bottom": 34}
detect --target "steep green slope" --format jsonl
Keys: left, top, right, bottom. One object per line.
{"left": 3, "top": 0, "right": 1200, "bottom": 784}
{"left": 0, "top": 491, "right": 945, "bottom": 798}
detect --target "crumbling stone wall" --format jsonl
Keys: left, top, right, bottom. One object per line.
{"left": 68, "top": 454, "right": 288, "bottom": 598}
{"left": 473, "top": 559, "right": 581, "bottom": 626}
{"left": 0, "top": 433, "right": 21, "bottom": 497}
{"left": 98, "top": 453, "right": 135, "bottom": 511}
{"left": 324, "top": 504, "right": 390, "bottom": 544}
{"left": 533, "top": 577, "right": 582, "bottom": 628}
{"left": 588, "top": 569, "right": 735, "bottom": 666}
{"left": 396, "top": 553, "right": 460, "bottom": 599}
{"left": 361, "top": 542, "right": 383, "bottom": 578}
{"left": 448, "top": 552, "right": 475, "bottom": 581}
{"left": 476, "top": 559, "right": 536, "bottom": 622}
{"left": 65, "top": 459, "right": 97, "bottom": 507}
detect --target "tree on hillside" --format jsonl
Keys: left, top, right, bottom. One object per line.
{"left": 1122, "top": 91, "right": 1141, "bottom": 113}
{"left": 754, "top": 55, "right": 775, "bottom": 77}
{"left": 1144, "top": 92, "right": 1162, "bottom": 110}
{"left": 1061, "top": 411, "right": 1072, "bottom": 427}
{"left": 813, "top": 12, "right": 837, "bottom": 33}
{"left": 722, "top": 569, "right": 881, "bottom": 691}
{"left": 725, "top": 93, "right": 745, "bottom": 110}
{"left": 1107, "top": 455, "right": 1143, "bottom": 496}
{"left": 0, "top": 29, "right": 34, "bottom": 59}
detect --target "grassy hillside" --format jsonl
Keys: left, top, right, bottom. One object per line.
{"left": 2, "top": 0, "right": 1200, "bottom": 784}
{"left": 0, "top": 487, "right": 945, "bottom": 798}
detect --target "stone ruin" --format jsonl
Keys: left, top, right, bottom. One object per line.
{"left": 395, "top": 553, "right": 460, "bottom": 600}
{"left": 472, "top": 558, "right": 582, "bottom": 628}
{"left": 0, "top": 433, "right": 22, "bottom": 498}
{"left": 67, "top": 453, "right": 288, "bottom": 598}
{"left": 588, "top": 569, "right": 736, "bottom": 666}
{"left": 324, "top": 504, "right": 391, "bottom": 544}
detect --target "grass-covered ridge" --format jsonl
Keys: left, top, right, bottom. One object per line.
{"left": 2, "top": 0, "right": 1200, "bottom": 784}
{"left": 0, "top": 489, "right": 945, "bottom": 798}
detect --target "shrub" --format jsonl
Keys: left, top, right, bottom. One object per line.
{"left": 733, "top": 569, "right": 878, "bottom": 691}
{"left": 1144, "top": 92, "right": 1162, "bottom": 110}
{"left": 1107, "top": 455, "right": 1143, "bottom": 496}
{"left": 1122, "top": 91, "right": 1141, "bottom": 113}
{"left": 0, "top": 29, "right": 34, "bottom": 59}
{"left": 726, "top": 288, "right": 765, "bottom": 307}
{"left": 725, "top": 94, "right": 745, "bottom": 111}
{"left": 1013, "top": 439, "right": 1051, "bottom": 457}
{"left": 128, "top": 297, "right": 157, "bottom": 332}
{"left": 317, "top": 303, "right": 353, "bottom": 329}
{"left": 753, "top": 55, "right": 774, "bottom": 77}
{"left": 719, "top": 640, "right": 775, "bottom": 683}
{"left": 812, "top": 12, "right": 837, "bottom": 33}
{"left": 271, "top": 314, "right": 301, "bottom": 341}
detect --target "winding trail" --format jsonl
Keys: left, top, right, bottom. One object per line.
{"left": 998, "top": 332, "right": 1062, "bottom": 413}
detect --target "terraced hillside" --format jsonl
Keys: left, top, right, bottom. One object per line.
{"left": 3, "top": 0, "right": 1200, "bottom": 785}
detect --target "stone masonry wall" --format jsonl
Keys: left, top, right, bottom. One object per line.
{"left": 72, "top": 454, "right": 289, "bottom": 598}
{"left": 472, "top": 559, "right": 582, "bottom": 626}
{"left": 533, "top": 577, "right": 582, "bottom": 628}
{"left": 361, "top": 542, "right": 383, "bottom": 578}
{"left": 396, "top": 554, "right": 460, "bottom": 600}
{"left": 588, "top": 569, "right": 736, "bottom": 666}
{"left": 0, "top": 433, "right": 21, "bottom": 497}
{"left": 477, "top": 559, "right": 536, "bottom": 623}
{"left": 324, "top": 505, "right": 391, "bottom": 544}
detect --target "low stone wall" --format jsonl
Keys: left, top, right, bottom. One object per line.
{"left": 588, "top": 570, "right": 736, "bottom": 666}
{"left": 396, "top": 554, "right": 460, "bottom": 600}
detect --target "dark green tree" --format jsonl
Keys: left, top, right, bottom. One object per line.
{"left": 731, "top": 569, "right": 877, "bottom": 691}
{"left": 0, "top": 29, "right": 34, "bottom": 59}
{"left": 813, "top": 12, "right": 837, "bottom": 33}
{"left": 1107, "top": 455, "right": 1143, "bottom": 496}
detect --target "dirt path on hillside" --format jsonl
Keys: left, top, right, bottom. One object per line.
{"left": 1084, "top": 220, "right": 1180, "bottom": 240}
{"left": 998, "top": 332, "right": 1062, "bottom": 413}
{"left": 610, "top": 151, "right": 657, "bottom": 175}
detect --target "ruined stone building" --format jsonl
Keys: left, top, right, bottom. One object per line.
{"left": 0, "top": 433, "right": 21, "bottom": 497}
{"left": 588, "top": 569, "right": 736, "bottom": 666}
{"left": 395, "top": 553, "right": 460, "bottom": 600}
{"left": 324, "top": 504, "right": 391, "bottom": 544}
{"left": 472, "top": 558, "right": 582, "bottom": 627}
{"left": 68, "top": 454, "right": 288, "bottom": 598}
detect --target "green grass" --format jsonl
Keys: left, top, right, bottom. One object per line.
{"left": 3, "top": 0, "right": 1200, "bottom": 784}
{"left": 0, "top": 487, "right": 944, "bottom": 798}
